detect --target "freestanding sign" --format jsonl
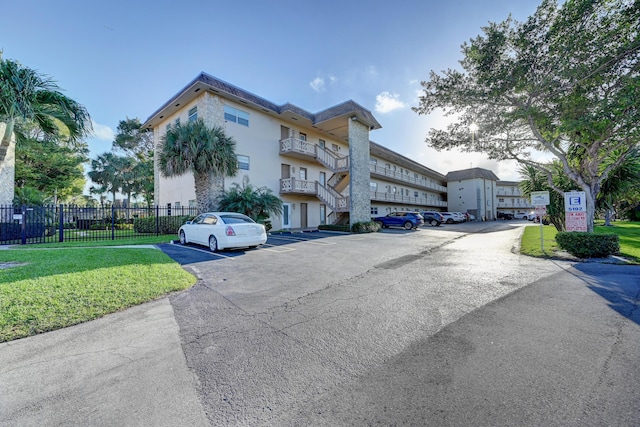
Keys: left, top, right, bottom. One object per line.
{"left": 564, "top": 191, "right": 587, "bottom": 232}
{"left": 531, "top": 191, "right": 550, "bottom": 206}
{"left": 531, "top": 191, "right": 550, "bottom": 251}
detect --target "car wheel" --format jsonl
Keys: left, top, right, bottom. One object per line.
{"left": 446, "top": 218, "right": 454, "bottom": 224}
{"left": 179, "top": 230, "right": 187, "bottom": 245}
{"left": 404, "top": 221, "right": 413, "bottom": 230}
{"left": 430, "top": 219, "right": 438, "bottom": 226}
{"left": 208, "top": 235, "right": 218, "bottom": 252}
{"left": 375, "top": 220, "right": 384, "bottom": 228}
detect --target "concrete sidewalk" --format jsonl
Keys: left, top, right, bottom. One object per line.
{"left": 0, "top": 298, "right": 208, "bottom": 427}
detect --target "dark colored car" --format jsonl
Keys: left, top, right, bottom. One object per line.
{"left": 420, "top": 211, "right": 443, "bottom": 226}
{"left": 497, "top": 211, "right": 514, "bottom": 220}
{"left": 374, "top": 212, "right": 424, "bottom": 230}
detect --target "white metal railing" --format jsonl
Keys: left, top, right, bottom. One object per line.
{"left": 317, "top": 183, "right": 349, "bottom": 212}
{"left": 369, "top": 164, "right": 447, "bottom": 192}
{"left": 370, "top": 191, "right": 447, "bottom": 207}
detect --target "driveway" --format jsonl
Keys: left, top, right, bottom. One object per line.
{"left": 1, "top": 221, "right": 638, "bottom": 426}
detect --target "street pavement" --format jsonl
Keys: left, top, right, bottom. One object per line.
{"left": 1, "top": 222, "right": 638, "bottom": 426}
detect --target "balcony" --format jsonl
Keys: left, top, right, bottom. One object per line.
{"left": 279, "top": 178, "right": 317, "bottom": 195}
{"left": 369, "top": 164, "right": 447, "bottom": 193}
{"left": 370, "top": 191, "right": 447, "bottom": 208}
{"left": 279, "top": 137, "right": 316, "bottom": 160}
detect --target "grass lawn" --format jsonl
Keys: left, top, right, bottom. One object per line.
{"left": 27, "top": 234, "right": 177, "bottom": 248}
{"left": 0, "top": 246, "right": 195, "bottom": 343}
{"left": 520, "top": 221, "right": 640, "bottom": 263}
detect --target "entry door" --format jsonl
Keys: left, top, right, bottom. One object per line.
{"left": 319, "top": 171, "right": 326, "bottom": 187}
{"left": 281, "top": 164, "right": 291, "bottom": 179}
{"left": 300, "top": 203, "right": 308, "bottom": 229}
{"left": 299, "top": 167, "right": 307, "bottom": 181}
{"left": 281, "top": 126, "right": 290, "bottom": 140}
{"left": 282, "top": 203, "right": 291, "bottom": 229}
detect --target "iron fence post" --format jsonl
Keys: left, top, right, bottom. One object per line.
{"left": 156, "top": 205, "right": 159, "bottom": 236}
{"left": 21, "top": 205, "right": 26, "bottom": 245}
{"left": 59, "top": 204, "right": 64, "bottom": 242}
{"left": 111, "top": 204, "right": 115, "bottom": 240}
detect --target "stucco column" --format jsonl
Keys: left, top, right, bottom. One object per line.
{"left": 0, "top": 123, "right": 15, "bottom": 207}
{"left": 348, "top": 119, "right": 371, "bottom": 228}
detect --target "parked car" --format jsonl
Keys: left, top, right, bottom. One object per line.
{"left": 374, "top": 212, "right": 424, "bottom": 230}
{"left": 178, "top": 212, "right": 267, "bottom": 252}
{"left": 440, "top": 212, "right": 459, "bottom": 224}
{"left": 514, "top": 212, "right": 535, "bottom": 220}
{"left": 420, "top": 211, "right": 443, "bottom": 226}
{"left": 452, "top": 212, "right": 467, "bottom": 222}
{"left": 497, "top": 211, "right": 514, "bottom": 220}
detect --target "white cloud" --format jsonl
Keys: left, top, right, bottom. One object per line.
{"left": 375, "top": 92, "right": 407, "bottom": 113}
{"left": 365, "top": 65, "right": 378, "bottom": 77}
{"left": 310, "top": 77, "right": 325, "bottom": 92}
{"left": 91, "top": 121, "right": 115, "bottom": 141}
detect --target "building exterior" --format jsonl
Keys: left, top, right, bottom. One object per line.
{"left": 144, "top": 73, "right": 531, "bottom": 229}
{"left": 496, "top": 180, "right": 533, "bottom": 218}
{"left": 445, "top": 168, "right": 499, "bottom": 220}
{"left": 143, "top": 72, "right": 385, "bottom": 230}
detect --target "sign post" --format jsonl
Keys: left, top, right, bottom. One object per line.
{"left": 531, "top": 191, "right": 550, "bottom": 252}
{"left": 564, "top": 191, "right": 587, "bottom": 232}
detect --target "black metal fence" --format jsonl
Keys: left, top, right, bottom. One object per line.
{"left": 0, "top": 204, "right": 199, "bottom": 245}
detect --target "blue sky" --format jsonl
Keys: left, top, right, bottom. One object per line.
{"left": 2, "top": 0, "right": 541, "bottom": 184}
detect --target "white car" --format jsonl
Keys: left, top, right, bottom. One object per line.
{"left": 178, "top": 212, "right": 267, "bottom": 252}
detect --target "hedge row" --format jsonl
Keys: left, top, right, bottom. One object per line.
{"left": 133, "top": 215, "right": 193, "bottom": 234}
{"left": 555, "top": 232, "right": 619, "bottom": 258}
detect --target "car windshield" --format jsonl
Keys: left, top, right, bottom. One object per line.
{"left": 220, "top": 214, "right": 255, "bottom": 224}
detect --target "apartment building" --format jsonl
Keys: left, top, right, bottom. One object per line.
{"left": 445, "top": 168, "right": 499, "bottom": 220}
{"left": 496, "top": 180, "right": 533, "bottom": 218}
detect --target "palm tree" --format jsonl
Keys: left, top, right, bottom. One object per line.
{"left": 0, "top": 54, "right": 91, "bottom": 165}
{"left": 217, "top": 176, "right": 283, "bottom": 230}
{"left": 88, "top": 152, "right": 124, "bottom": 204}
{"left": 597, "top": 149, "right": 640, "bottom": 226}
{"left": 159, "top": 119, "right": 238, "bottom": 213}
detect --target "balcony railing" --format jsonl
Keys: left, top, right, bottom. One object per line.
{"left": 369, "top": 164, "right": 447, "bottom": 192}
{"left": 370, "top": 191, "right": 447, "bottom": 207}
{"left": 279, "top": 137, "right": 316, "bottom": 157}
{"left": 279, "top": 178, "right": 317, "bottom": 195}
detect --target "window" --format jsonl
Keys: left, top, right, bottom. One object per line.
{"left": 370, "top": 182, "right": 378, "bottom": 192}
{"left": 165, "top": 124, "right": 171, "bottom": 132}
{"left": 188, "top": 199, "right": 196, "bottom": 207}
{"left": 224, "top": 105, "right": 249, "bottom": 126}
{"left": 237, "top": 155, "right": 250, "bottom": 170}
{"left": 370, "top": 157, "right": 377, "bottom": 165}
{"left": 174, "top": 202, "right": 181, "bottom": 210}
{"left": 499, "top": 198, "right": 505, "bottom": 203}
{"left": 371, "top": 206, "right": 378, "bottom": 215}
{"left": 319, "top": 139, "right": 325, "bottom": 148}
{"left": 331, "top": 143, "right": 339, "bottom": 152}
{"left": 188, "top": 106, "right": 197, "bottom": 122}
{"left": 174, "top": 118, "right": 180, "bottom": 127}
{"left": 299, "top": 133, "right": 307, "bottom": 141}
{"left": 414, "top": 191, "right": 419, "bottom": 198}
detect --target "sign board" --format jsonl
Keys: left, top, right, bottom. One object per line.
{"left": 534, "top": 205, "right": 547, "bottom": 216}
{"left": 531, "top": 191, "right": 550, "bottom": 206}
{"left": 564, "top": 191, "right": 587, "bottom": 231}
{"left": 564, "top": 191, "right": 586, "bottom": 212}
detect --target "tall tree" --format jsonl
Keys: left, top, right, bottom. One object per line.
{"left": 596, "top": 149, "right": 640, "bottom": 225}
{"left": 88, "top": 152, "right": 125, "bottom": 203}
{"left": 159, "top": 119, "right": 238, "bottom": 213}
{"left": 112, "top": 118, "right": 154, "bottom": 206}
{"left": 0, "top": 53, "right": 91, "bottom": 165}
{"left": 15, "top": 136, "right": 88, "bottom": 203}
{"left": 414, "top": 0, "right": 640, "bottom": 232}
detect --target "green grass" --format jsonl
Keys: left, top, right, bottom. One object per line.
{"left": 20, "top": 234, "right": 177, "bottom": 248}
{"left": 520, "top": 221, "right": 640, "bottom": 262}
{"left": 520, "top": 225, "right": 560, "bottom": 257}
{"left": 0, "top": 247, "right": 195, "bottom": 342}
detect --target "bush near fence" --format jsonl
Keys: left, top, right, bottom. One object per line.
{"left": 134, "top": 215, "right": 192, "bottom": 234}
{"left": 555, "top": 232, "right": 619, "bottom": 258}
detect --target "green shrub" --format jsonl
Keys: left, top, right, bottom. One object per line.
{"left": 133, "top": 215, "right": 193, "bottom": 234}
{"left": 555, "top": 232, "right": 619, "bottom": 258}
{"left": 318, "top": 224, "right": 350, "bottom": 232}
{"left": 351, "top": 221, "right": 381, "bottom": 233}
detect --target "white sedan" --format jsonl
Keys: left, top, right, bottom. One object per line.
{"left": 178, "top": 212, "right": 267, "bottom": 252}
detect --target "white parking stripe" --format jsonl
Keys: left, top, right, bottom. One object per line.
{"left": 175, "top": 244, "right": 235, "bottom": 259}
{"left": 260, "top": 244, "right": 296, "bottom": 253}
{"left": 268, "top": 235, "right": 336, "bottom": 246}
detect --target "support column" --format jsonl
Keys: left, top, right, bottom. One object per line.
{"left": 0, "top": 123, "right": 16, "bottom": 207}
{"left": 348, "top": 119, "right": 371, "bottom": 228}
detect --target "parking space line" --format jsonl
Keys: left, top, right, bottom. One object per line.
{"left": 174, "top": 244, "right": 236, "bottom": 259}
{"left": 268, "top": 235, "right": 336, "bottom": 246}
{"left": 260, "top": 244, "right": 296, "bottom": 253}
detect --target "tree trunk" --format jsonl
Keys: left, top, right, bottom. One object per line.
{"left": 0, "top": 119, "right": 15, "bottom": 164}
{"left": 194, "top": 170, "right": 212, "bottom": 214}
{"left": 209, "top": 172, "right": 225, "bottom": 212}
